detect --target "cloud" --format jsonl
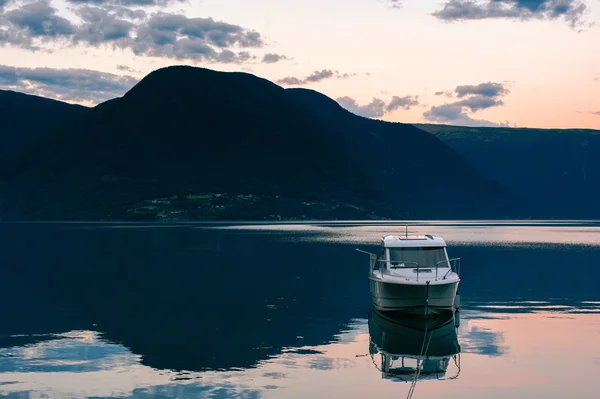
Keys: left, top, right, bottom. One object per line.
{"left": 305, "top": 69, "right": 335, "bottom": 82}
{"left": 455, "top": 81, "right": 509, "bottom": 98}
{"left": 337, "top": 72, "right": 356, "bottom": 79}
{"left": 75, "top": 6, "right": 136, "bottom": 45}
{"left": 337, "top": 94, "right": 419, "bottom": 118}
{"left": 0, "top": 4, "right": 276, "bottom": 64}
{"left": 455, "top": 95, "right": 504, "bottom": 111}
{"left": 4, "top": 1, "right": 75, "bottom": 41}
{"left": 594, "top": 111, "right": 600, "bottom": 115}
{"left": 95, "top": 5, "right": 147, "bottom": 20}
{"left": 0, "top": 64, "right": 138, "bottom": 104}
{"left": 262, "top": 53, "right": 287, "bottom": 63}
{"left": 435, "top": 90, "right": 453, "bottom": 96}
{"left": 146, "top": 13, "right": 262, "bottom": 48}
{"left": 433, "top": 0, "right": 588, "bottom": 28}
{"left": 130, "top": 13, "right": 263, "bottom": 62}
{"left": 459, "top": 323, "right": 507, "bottom": 357}
{"left": 277, "top": 69, "right": 355, "bottom": 85}
{"left": 423, "top": 103, "right": 507, "bottom": 126}
{"left": 66, "top": 0, "right": 182, "bottom": 5}
{"left": 337, "top": 96, "right": 387, "bottom": 118}
{"left": 116, "top": 64, "right": 136, "bottom": 72}
{"left": 381, "top": 0, "right": 403, "bottom": 8}
{"left": 424, "top": 103, "right": 464, "bottom": 121}
{"left": 277, "top": 76, "right": 304, "bottom": 85}
{"left": 424, "top": 81, "right": 510, "bottom": 126}
{"left": 386, "top": 95, "right": 419, "bottom": 111}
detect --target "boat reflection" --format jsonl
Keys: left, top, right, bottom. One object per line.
{"left": 368, "top": 308, "right": 461, "bottom": 382}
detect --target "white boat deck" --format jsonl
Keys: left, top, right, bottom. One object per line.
{"left": 383, "top": 234, "right": 447, "bottom": 248}
{"left": 374, "top": 267, "right": 459, "bottom": 285}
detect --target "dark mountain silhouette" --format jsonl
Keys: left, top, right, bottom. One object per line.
{"left": 0, "top": 90, "right": 88, "bottom": 157}
{"left": 417, "top": 124, "right": 600, "bottom": 218}
{"left": 0, "top": 66, "right": 523, "bottom": 220}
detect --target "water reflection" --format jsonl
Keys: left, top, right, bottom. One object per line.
{"left": 0, "top": 223, "right": 371, "bottom": 372}
{"left": 1, "top": 223, "right": 600, "bottom": 398}
{"left": 2, "top": 307, "right": 600, "bottom": 398}
{"left": 368, "top": 309, "right": 461, "bottom": 383}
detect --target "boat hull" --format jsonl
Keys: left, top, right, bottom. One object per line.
{"left": 368, "top": 308, "right": 460, "bottom": 357}
{"left": 369, "top": 278, "right": 459, "bottom": 316}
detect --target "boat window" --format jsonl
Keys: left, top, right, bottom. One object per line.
{"left": 389, "top": 247, "right": 447, "bottom": 268}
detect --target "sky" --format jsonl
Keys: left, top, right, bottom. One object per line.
{"left": 0, "top": 0, "right": 599, "bottom": 129}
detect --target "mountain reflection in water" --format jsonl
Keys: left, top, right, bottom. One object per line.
{"left": 1, "top": 222, "right": 600, "bottom": 398}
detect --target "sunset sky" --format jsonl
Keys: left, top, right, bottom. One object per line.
{"left": 1, "top": 0, "right": 599, "bottom": 128}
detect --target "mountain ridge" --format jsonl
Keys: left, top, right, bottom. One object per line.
{"left": 0, "top": 90, "right": 89, "bottom": 158}
{"left": 417, "top": 123, "right": 600, "bottom": 218}
{"left": 1, "top": 66, "right": 525, "bottom": 220}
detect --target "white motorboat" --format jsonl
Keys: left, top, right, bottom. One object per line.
{"left": 358, "top": 234, "right": 460, "bottom": 316}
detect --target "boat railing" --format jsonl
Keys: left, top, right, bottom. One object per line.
{"left": 356, "top": 249, "right": 379, "bottom": 275}
{"left": 357, "top": 249, "right": 460, "bottom": 281}
{"left": 370, "top": 350, "right": 461, "bottom": 382}
{"left": 438, "top": 258, "right": 461, "bottom": 279}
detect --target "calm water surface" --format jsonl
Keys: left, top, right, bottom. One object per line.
{"left": 1, "top": 221, "right": 599, "bottom": 398}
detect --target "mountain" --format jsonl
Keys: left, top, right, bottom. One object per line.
{"left": 0, "top": 90, "right": 89, "bottom": 157}
{"left": 0, "top": 224, "right": 373, "bottom": 371}
{"left": 417, "top": 124, "right": 600, "bottom": 218}
{"left": 0, "top": 66, "right": 523, "bottom": 221}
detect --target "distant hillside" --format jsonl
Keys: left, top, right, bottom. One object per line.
{"left": 0, "top": 90, "right": 88, "bottom": 157}
{"left": 417, "top": 124, "right": 600, "bottom": 218}
{"left": 0, "top": 66, "right": 523, "bottom": 221}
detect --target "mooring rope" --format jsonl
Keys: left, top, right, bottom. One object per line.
{"left": 406, "top": 317, "right": 436, "bottom": 399}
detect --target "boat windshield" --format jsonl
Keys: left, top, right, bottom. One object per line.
{"left": 389, "top": 247, "right": 447, "bottom": 268}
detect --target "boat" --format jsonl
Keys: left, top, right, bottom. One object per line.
{"left": 368, "top": 308, "right": 461, "bottom": 383}
{"left": 357, "top": 234, "right": 460, "bottom": 316}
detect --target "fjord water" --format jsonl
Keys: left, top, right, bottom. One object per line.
{"left": 1, "top": 222, "right": 599, "bottom": 398}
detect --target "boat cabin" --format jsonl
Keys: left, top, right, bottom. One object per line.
{"left": 382, "top": 234, "right": 449, "bottom": 266}
{"left": 378, "top": 235, "right": 452, "bottom": 279}
{"left": 371, "top": 351, "right": 457, "bottom": 382}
